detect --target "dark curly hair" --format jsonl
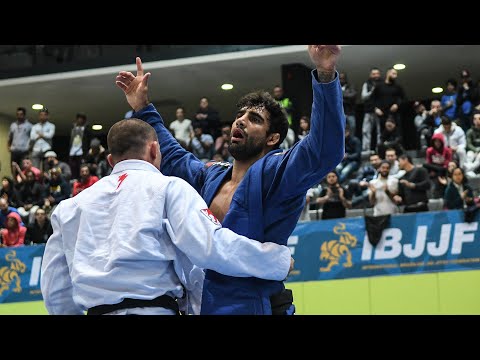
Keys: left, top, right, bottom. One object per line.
{"left": 236, "top": 91, "right": 289, "bottom": 149}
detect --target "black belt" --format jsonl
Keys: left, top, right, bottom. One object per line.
{"left": 87, "top": 295, "right": 179, "bottom": 315}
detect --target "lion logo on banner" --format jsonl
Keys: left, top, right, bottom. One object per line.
{"left": 320, "top": 223, "right": 357, "bottom": 272}
{"left": 0, "top": 250, "right": 27, "bottom": 296}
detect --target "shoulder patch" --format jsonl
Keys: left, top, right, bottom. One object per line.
{"left": 200, "top": 208, "right": 221, "bottom": 226}
{"left": 205, "top": 161, "right": 232, "bottom": 168}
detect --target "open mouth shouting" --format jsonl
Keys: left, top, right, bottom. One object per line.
{"left": 231, "top": 128, "right": 245, "bottom": 143}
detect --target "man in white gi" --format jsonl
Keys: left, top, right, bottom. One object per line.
{"left": 41, "top": 119, "right": 292, "bottom": 315}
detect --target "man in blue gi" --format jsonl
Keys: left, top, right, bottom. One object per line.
{"left": 115, "top": 45, "right": 345, "bottom": 315}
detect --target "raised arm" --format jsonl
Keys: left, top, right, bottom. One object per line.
{"left": 277, "top": 45, "right": 345, "bottom": 196}
{"left": 165, "top": 178, "right": 292, "bottom": 281}
{"left": 115, "top": 58, "right": 205, "bottom": 191}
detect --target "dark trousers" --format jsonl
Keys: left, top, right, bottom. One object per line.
{"left": 69, "top": 156, "right": 83, "bottom": 180}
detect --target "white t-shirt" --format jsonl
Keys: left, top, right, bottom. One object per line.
{"left": 169, "top": 119, "right": 193, "bottom": 146}
{"left": 368, "top": 176, "right": 399, "bottom": 216}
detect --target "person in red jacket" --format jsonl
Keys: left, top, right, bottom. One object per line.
{"left": 424, "top": 132, "right": 453, "bottom": 198}
{"left": 0, "top": 212, "right": 26, "bottom": 247}
{"left": 72, "top": 164, "right": 99, "bottom": 197}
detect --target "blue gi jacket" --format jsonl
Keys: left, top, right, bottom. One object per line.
{"left": 134, "top": 70, "right": 345, "bottom": 314}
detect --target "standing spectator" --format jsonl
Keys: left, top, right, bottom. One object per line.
{"left": 368, "top": 160, "right": 399, "bottom": 216}
{"left": 43, "top": 151, "right": 72, "bottom": 182}
{"left": 456, "top": 69, "right": 478, "bottom": 131}
{"left": 336, "top": 124, "right": 361, "bottom": 183}
{"left": 25, "top": 208, "right": 53, "bottom": 245}
{"left": 169, "top": 107, "right": 193, "bottom": 147}
{"left": 372, "top": 68, "right": 406, "bottom": 134}
{"left": 30, "top": 108, "right": 55, "bottom": 170}
{"left": 69, "top": 113, "right": 92, "bottom": 180}
{"left": 361, "top": 67, "right": 382, "bottom": 151}
{"left": 0, "top": 212, "right": 26, "bottom": 247}
{"left": 7, "top": 107, "right": 32, "bottom": 167}
{"left": 72, "top": 165, "right": 98, "bottom": 197}
{"left": 273, "top": 85, "right": 294, "bottom": 127}
{"left": 1, "top": 176, "right": 19, "bottom": 208}
{"left": 418, "top": 100, "right": 443, "bottom": 151}
{"left": 316, "top": 171, "right": 351, "bottom": 220}
{"left": 340, "top": 72, "right": 357, "bottom": 135}
{"left": 444, "top": 167, "right": 475, "bottom": 210}
{"left": 297, "top": 116, "right": 310, "bottom": 141}
{"left": 434, "top": 116, "right": 467, "bottom": 168}
{"left": 441, "top": 79, "right": 458, "bottom": 121}
{"left": 16, "top": 171, "right": 44, "bottom": 225}
{"left": 83, "top": 138, "right": 106, "bottom": 176}
{"left": 190, "top": 124, "right": 214, "bottom": 163}
{"left": 0, "top": 198, "right": 23, "bottom": 228}
{"left": 193, "top": 97, "right": 221, "bottom": 138}
{"left": 393, "top": 154, "right": 430, "bottom": 213}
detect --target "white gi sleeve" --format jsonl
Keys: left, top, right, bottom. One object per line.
{"left": 40, "top": 203, "right": 84, "bottom": 315}
{"left": 164, "top": 178, "right": 291, "bottom": 281}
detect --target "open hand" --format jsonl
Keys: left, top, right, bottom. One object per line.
{"left": 116, "top": 57, "right": 151, "bottom": 112}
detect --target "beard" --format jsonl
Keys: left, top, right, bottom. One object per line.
{"left": 228, "top": 136, "right": 264, "bottom": 161}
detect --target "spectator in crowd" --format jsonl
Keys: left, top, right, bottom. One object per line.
{"left": 7, "top": 107, "right": 32, "bottom": 167}
{"left": 16, "top": 170, "right": 44, "bottom": 225}
{"left": 25, "top": 208, "right": 53, "bottom": 245}
{"left": 465, "top": 111, "right": 480, "bottom": 175}
{"left": 44, "top": 168, "right": 71, "bottom": 215}
{"left": 336, "top": 124, "right": 361, "bottom": 183}
{"left": 377, "top": 116, "right": 404, "bottom": 158}
{"left": 316, "top": 171, "right": 351, "bottom": 220}
{"left": 43, "top": 150, "right": 72, "bottom": 182}
{"left": 424, "top": 132, "right": 452, "bottom": 198}
{"left": 340, "top": 72, "right": 357, "bottom": 135}
{"left": 280, "top": 124, "right": 296, "bottom": 151}
{"left": 69, "top": 112, "right": 92, "bottom": 180}
{"left": 418, "top": 100, "right": 443, "bottom": 151}
{"left": 361, "top": 67, "right": 382, "bottom": 151}
{"left": 434, "top": 116, "right": 467, "bottom": 168}
{"left": 441, "top": 79, "right": 458, "bottom": 121}
{"left": 215, "top": 125, "right": 234, "bottom": 161}
{"left": 385, "top": 148, "right": 404, "bottom": 179}
{"left": 413, "top": 101, "right": 428, "bottom": 149}
{"left": 30, "top": 108, "right": 55, "bottom": 170}
{"left": 347, "top": 152, "right": 382, "bottom": 208}
{"left": 83, "top": 138, "right": 106, "bottom": 175}
{"left": 96, "top": 150, "right": 113, "bottom": 179}
{"left": 394, "top": 154, "right": 430, "bottom": 213}
{"left": 0, "top": 212, "right": 26, "bottom": 247}
{"left": 456, "top": 69, "right": 478, "bottom": 131}
{"left": 368, "top": 160, "right": 399, "bottom": 216}
{"left": 444, "top": 167, "right": 475, "bottom": 210}
{"left": 273, "top": 85, "right": 294, "bottom": 127}
{"left": 193, "top": 97, "right": 221, "bottom": 138}
{"left": 0, "top": 198, "right": 23, "bottom": 228}
{"left": 372, "top": 67, "right": 406, "bottom": 134}
{"left": 72, "top": 164, "right": 98, "bottom": 197}
{"left": 1, "top": 176, "right": 19, "bottom": 208}
{"left": 297, "top": 116, "right": 310, "bottom": 141}
{"left": 12, "top": 157, "right": 41, "bottom": 184}
{"left": 299, "top": 184, "right": 323, "bottom": 222}
{"left": 169, "top": 107, "right": 193, "bottom": 147}
{"left": 190, "top": 124, "right": 214, "bottom": 163}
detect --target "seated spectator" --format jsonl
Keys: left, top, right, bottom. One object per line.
{"left": 465, "top": 111, "right": 480, "bottom": 176}
{"left": 16, "top": 171, "right": 44, "bottom": 225}
{"left": 43, "top": 150, "right": 72, "bottom": 182}
{"left": 0, "top": 198, "right": 23, "bottom": 228}
{"left": 316, "top": 171, "right": 352, "bottom": 220}
{"left": 393, "top": 154, "right": 431, "bottom": 213}
{"left": 418, "top": 100, "right": 442, "bottom": 151}
{"left": 96, "top": 150, "right": 113, "bottom": 179}
{"left": 385, "top": 148, "right": 405, "bottom": 179}
{"left": 368, "top": 160, "right": 399, "bottom": 216}
{"left": 72, "top": 165, "right": 98, "bottom": 197}
{"left": 444, "top": 167, "right": 475, "bottom": 210}
{"left": 280, "top": 124, "right": 296, "bottom": 150}
{"left": 25, "top": 208, "right": 53, "bottom": 245}
{"left": 1, "top": 176, "right": 20, "bottom": 207}
{"left": 377, "top": 116, "right": 404, "bottom": 158}
{"left": 83, "top": 138, "right": 106, "bottom": 176}
{"left": 12, "top": 157, "right": 41, "bottom": 184}
{"left": 190, "top": 124, "right": 214, "bottom": 163}
{"left": 215, "top": 125, "right": 234, "bottom": 161}
{"left": 336, "top": 124, "right": 361, "bottom": 183}
{"left": 0, "top": 212, "right": 26, "bottom": 247}
{"left": 44, "top": 168, "right": 71, "bottom": 214}
{"left": 297, "top": 116, "right": 310, "bottom": 141}
{"left": 434, "top": 116, "right": 467, "bottom": 168}
{"left": 347, "top": 152, "right": 381, "bottom": 208}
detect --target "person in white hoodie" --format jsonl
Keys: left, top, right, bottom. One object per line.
{"left": 434, "top": 116, "right": 467, "bottom": 168}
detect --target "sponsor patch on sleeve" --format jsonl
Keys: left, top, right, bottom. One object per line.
{"left": 200, "top": 208, "right": 221, "bottom": 226}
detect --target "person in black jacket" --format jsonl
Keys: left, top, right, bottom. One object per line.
{"left": 25, "top": 207, "right": 53, "bottom": 245}
{"left": 336, "top": 124, "right": 361, "bottom": 183}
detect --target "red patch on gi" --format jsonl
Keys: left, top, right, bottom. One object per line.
{"left": 116, "top": 173, "right": 128, "bottom": 190}
{"left": 200, "top": 208, "right": 221, "bottom": 226}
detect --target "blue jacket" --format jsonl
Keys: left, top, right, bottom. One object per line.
{"left": 134, "top": 70, "right": 345, "bottom": 314}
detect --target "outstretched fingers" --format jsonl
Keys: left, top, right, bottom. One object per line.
{"left": 136, "top": 57, "right": 144, "bottom": 77}
{"left": 115, "top": 80, "right": 128, "bottom": 92}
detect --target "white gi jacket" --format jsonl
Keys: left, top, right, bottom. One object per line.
{"left": 40, "top": 160, "right": 290, "bottom": 315}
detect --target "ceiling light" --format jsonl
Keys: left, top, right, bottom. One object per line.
{"left": 92, "top": 124, "right": 103, "bottom": 130}
{"left": 393, "top": 64, "right": 406, "bottom": 70}
{"left": 432, "top": 87, "right": 443, "bottom": 94}
{"left": 32, "top": 104, "right": 44, "bottom": 110}
{"left": 221, "top": 84, "right": 233, "bottom": 90}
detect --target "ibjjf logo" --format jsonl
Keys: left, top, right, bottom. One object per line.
{"left": 0, "top": 250, "right": 27, "bottom": 296}
{"left": 200, "top": 208, "right": 221, "bottom": 226}
{"left": 319, "top": 223, "right": 357, "bottom": 272}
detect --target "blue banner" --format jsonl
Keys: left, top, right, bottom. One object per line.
{"left": 0, "top": 245, "right": 45, "bottom": 303}
{"left": 286, "top": 210, "right": 480, "bottom": 282}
